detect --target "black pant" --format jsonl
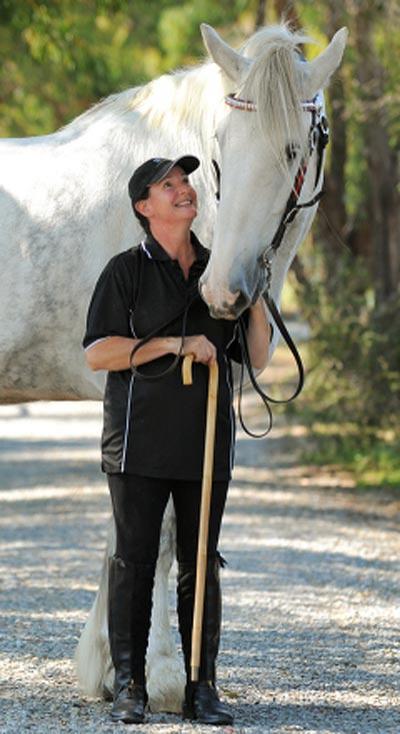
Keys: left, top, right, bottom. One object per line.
{"left": 108, "top": 473, "right": 229, "bottom": 564}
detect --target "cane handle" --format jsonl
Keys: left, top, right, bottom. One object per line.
{"left": 182, "top": 354, "right": 194, "bottom": 385}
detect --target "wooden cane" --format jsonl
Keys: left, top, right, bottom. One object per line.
{"left": 182, "top": 353, "right": 219, "bottom": 682}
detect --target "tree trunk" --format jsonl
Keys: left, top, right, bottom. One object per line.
{"left": 255, "top": 0, "right": 267, "bottom": 29}
{"left": 273, "top": 0, "right": 301, "bottom": 29}
{"left": 322, "top": 2, "right": 348, "bottom": 241}
{"left": 314, "top": 2, "right": 350, "bottom": 282}
{"left": 291, "top": 1, "right": 345, "bottom": 290}
{"left": 352, "top": 5, "right": 400, "bottom": 301}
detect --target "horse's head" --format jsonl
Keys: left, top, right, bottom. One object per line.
{"left": 199, "top": 23, "right": 347, "bottom": 319}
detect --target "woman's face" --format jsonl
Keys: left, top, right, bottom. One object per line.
{"left": 136, "top": 166, "right": 198, "bottom": 227}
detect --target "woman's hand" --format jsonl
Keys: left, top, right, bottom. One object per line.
{"left": 246, "top": 297, "right": 271, "bottom": 371}
{"left": 180, "top": 334, "right": 217, "bottom": 365}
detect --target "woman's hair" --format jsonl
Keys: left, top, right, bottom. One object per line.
{"left": 132, "top": 191, "right": 151, "bottom": 235}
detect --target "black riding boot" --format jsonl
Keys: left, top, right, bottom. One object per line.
{"left": 108, "top": 555, "right": 155, "bottom": 724}
{"left": 177, "top": 556, "right": 234, "bottom": 726}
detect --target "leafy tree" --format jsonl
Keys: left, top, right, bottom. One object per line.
{"left": 0, "top": 0, "right": 257, "bottom": 135}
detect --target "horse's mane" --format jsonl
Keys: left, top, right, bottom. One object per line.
{"left": 128, "top": 62, "right": 226, "bottom": 156}
{"left": 60, "top": 23, "right": 310, "bottom": 166}
{"left": 57, "top": 63, "right": 223, "bottom": 163}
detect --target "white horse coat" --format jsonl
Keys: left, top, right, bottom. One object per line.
{"left": 0, "top": 23, "right": 347, "bottom": 712}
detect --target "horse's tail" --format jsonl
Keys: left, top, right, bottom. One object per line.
{"left": 74, "top": 519, "right": 115, "bottom": 699}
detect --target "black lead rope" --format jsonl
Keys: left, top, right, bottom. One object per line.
{"left": 236, "top": 294, "right": 305, "bottom": 438}
{"left": 212, "top": 159, "right": 221, "bottom": 202}
{"left": 264, "top": 295, "right": 305, "bottom": 402}
{"left": 128, "top": 276, "right": 305, "bottom": 440}
{"left": 237, "top": 321, "right": 273, "bottom": 438}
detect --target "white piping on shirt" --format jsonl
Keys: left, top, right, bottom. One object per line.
{"left": 140, "top": 240, "right": 153, "bottom": 259}
{"left": 84, "top": 336, "right": 110, "bottom": 351}
{"left": 121, "top": 308, "right": 138, "bottom": 473}
{"left": 121, "top": 374, "right": 135, "bottom": 472}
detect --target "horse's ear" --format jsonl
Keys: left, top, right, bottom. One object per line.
{"left": 200, "top": 23, "right": 251, "bottom": 85}
{"left": 302, "top": 28, "right": 348, "bottom": 98}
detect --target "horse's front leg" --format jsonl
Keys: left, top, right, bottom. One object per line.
{"left": 146, "top": 498, "right": 185, "bottom": 713}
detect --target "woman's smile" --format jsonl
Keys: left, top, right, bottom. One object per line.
{"left": 175, "top": 198, "right": 194, "bottom": 207}
{"left": 147, "top": 167, "right": 198, "bottom": 220}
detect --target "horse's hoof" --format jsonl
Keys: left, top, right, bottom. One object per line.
{"left": 102, "top": 684, "right": 113, "bottom": 702}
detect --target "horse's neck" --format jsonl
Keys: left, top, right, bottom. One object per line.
{"left": 61, "top": 62, "right": 223, "bottom": 247}
{"left": 0, "top": 62, "right": 224, "bottom": 265}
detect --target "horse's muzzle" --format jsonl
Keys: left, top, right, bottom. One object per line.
{"left": 200, "top": 267, "right": 265, "bottom": 319}
{"left": 201, "top": 288, "right": 250, "bottom": 320}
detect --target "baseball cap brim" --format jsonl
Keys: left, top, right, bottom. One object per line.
{"left": 148, "top": 155, "right": 200, "bottom": 185}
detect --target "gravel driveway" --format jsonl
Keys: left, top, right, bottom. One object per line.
{"left": 0, "top": 360, "right": 399, "bottom": 733}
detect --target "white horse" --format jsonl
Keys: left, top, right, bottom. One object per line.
{"left": 0, "top": 22, "right": 346, "bottom": 712}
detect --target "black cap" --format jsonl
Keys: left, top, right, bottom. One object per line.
{"left": 128, "top": 155, "right": 200, "bottom": 205}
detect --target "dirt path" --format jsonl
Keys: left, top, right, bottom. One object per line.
{"left": 0, "top": 349, "right": 399, "bottom": 733}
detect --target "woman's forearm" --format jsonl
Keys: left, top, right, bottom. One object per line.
{"left": 85, "top": 332, "right": 218, "bottom": 371}
{"left": 85, "top": 335, "right": 180, "bottom": 371}
{"left": 246, "top": 297, "right": 272, "bottom": 371}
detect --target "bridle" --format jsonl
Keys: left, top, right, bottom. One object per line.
{"left": 210, "top": 90, "right": 330, "bottom": 437}
{"left": 213, "top": 90, "right": 330, "bottom": 293}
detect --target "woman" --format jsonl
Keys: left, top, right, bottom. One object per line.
{"left": 83, "top": 155, "right": 271, "bottom": 725}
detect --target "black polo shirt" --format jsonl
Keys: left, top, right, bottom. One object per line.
{"left": 83, "top": 231, "right": 245, "bottom": 480}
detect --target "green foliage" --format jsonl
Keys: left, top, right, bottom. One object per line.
{"left": 0, "top": 0, "right": 254, "bottom": 136}
{"left": 158, "top": 0, "right": 250, "bottom": 66}
{"left": 287, "top": 248, "right": 400, "bottom": 486}
{"left": 373, "top": 3, "right": 400, "bottom": 149}
{"left": 301, "top": 428, "right": 400, "bottom": 489}
{"left": 280, "top": 1, "right": 400, "bottom": 487}
{"left": 295, "top": 249, "right": 399, "bottom": 429}
{"left": 0, "top": 1, "right": 145, "bottom": 135}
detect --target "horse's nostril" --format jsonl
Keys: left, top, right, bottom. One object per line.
{"left": 209, "top": 305, "right": 222, "bottom": 319}
{"left": 213, "top": 291, "right": 249, "bottom": 319}
{"left": 232, "top": 291, "right": 249, "bottom": 314}
{"left": 200, "top": 282, "right": 249, "bottom": 318}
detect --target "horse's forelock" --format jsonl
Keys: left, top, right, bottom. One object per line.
{"left": 240, "top": 25, "right": 313, "bottom": 171}
{"left": 239, "top": 23, "right": 309, "bottom": 59}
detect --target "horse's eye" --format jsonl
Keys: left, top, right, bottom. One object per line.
{"left": 285, "top": 143, "right": 299, "bottom": 162}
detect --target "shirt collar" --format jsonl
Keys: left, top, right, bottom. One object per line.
{"left": 142, "top": 231, "right": 209, "bottom": 264}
